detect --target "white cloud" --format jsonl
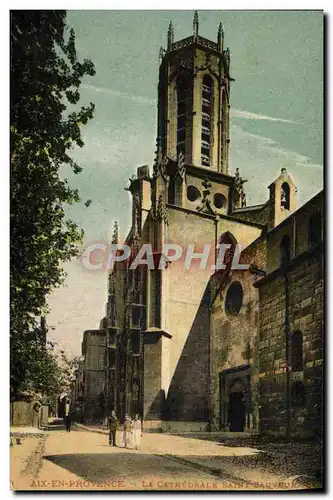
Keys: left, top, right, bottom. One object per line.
{"left": 82, "top": 83, "right": 300, "bottom": 127}
{"left": 81, "top": 83, "right": 156, "bottom": 106}
{"left": 82, "top": 83, "right": 296, "bottom": 125}
{"left": 230, "top": 124, "right": 323, "bottom": 206}
{"left": 231, "top": 109, "right": 297, "bottom": 124}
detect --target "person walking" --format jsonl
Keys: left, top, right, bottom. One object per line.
{"left": 108, "top": 410, "right": 118, "bottom": 447}
{"left": 123, "top": 414, "right": 133, "bottom": 448}
{"left": 64, "top": 398, "right": 71, "bottom": 432}
{"left": 132, "top": 414, "right": 142, "bottom": 450}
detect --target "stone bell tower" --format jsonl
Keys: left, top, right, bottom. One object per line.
{"left": 157, "top": 11, "right": 232, "bottom": 174}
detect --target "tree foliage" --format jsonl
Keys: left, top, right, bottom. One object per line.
{"left": 10, "top": 10, "right": 95, "bottom": 395}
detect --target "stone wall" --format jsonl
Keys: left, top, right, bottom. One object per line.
{"left": 10, "top": 393, "right": 43, "bottom": 427}
{"left": 210, "top": 235, "right": 266, "bottom": 431}
{"left": 81, "top": 330, "right": 106, "bottom": 423}
{"left": 163, "top": 208, "right": 215, "bottom": 423}
{"left": 257, "top": 246, "right": 323, "bottom": 438}
{"left": 82, "top": 330, "right": 106, "bottom": 399}
{"left": 217, "top": 216, "right": 263, "bottom": 248}
{"left": 257, "top": 191, "right": 323, "bottom": 438}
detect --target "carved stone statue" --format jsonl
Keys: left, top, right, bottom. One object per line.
{"left": 176, "top": 150, "right": 186, "bottom": 179}
{"left": 159, "top": 46, "right": 166, "bottom": 61}
{"left": 157, "top": 195, "right": 168, "bottom": 225}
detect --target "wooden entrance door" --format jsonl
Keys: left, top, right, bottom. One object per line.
{"left": 219, "top": 364, "right": 250, "bottom": 431}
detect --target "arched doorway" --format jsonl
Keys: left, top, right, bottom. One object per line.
{"left": 228, "top": 378, "right": 247, "bottom": 432}
{"left": 219, "top": 365, "right": 251, "bottom": 432}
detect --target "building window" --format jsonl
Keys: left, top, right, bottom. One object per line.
{"left": 131, "top": 331, "right": 140, "bottom": 355}
{"left": 291, "top": 381, "right": 306, "bottom": 407}
{"left": 214, "top": 193, "right": 227, "bottom": 209}
{"left": 108, "top": 328, "right": 117, "bottom": 348}
{"left": 155, "top": 269, "right": 162, "bottom": 328}
{"left": 108, "top": 349, "right": 116, "bottom": 369}
{"left": 168, "top": 178, "right": 175, "bottom": 204}
{"left": 291, "top": 331, "right": 303, "bottom": 372}
{"left": 127, "top": 269, "right": 134, "bottom": 289}
{"left": 281, "top": 182, "right": 290, "bottom": 210}
{"left": 169, "top": 176, "right": 184, "bottom": 206}
{"left": 309, "top": 211, "right": 322, "bottom": 247}
{"left": 187, "top": 185, "right": 201, "bottom": 202}
{"left": 280, "top": 235, "right": 291, "bottom": 268}
{"left": 177, "top": 75, "right": 191, "bottom": 156}
{"left": 131, "top": 305, "right": 142, "bottom": 328}
{"left": 134, "top": 267, "right": 141, "bottom": 291}
{"left": 201, "top": 75, "right": 213, "bottom": 167}
{"left": 219, "top": 232, "right": 237, "bottom": 270}
{"left": 225, "top": 281, "right": 243, "bottom": 316}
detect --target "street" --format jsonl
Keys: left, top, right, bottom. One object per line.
{"left": 10, "top": 421, "right": 319, "bottom": 491}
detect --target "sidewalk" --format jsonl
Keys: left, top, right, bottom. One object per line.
{"left": 10, "top": 433, "right": 47, "bottom": 490}
{"left": 11, "top": 426, "right": 47, "bottom": 437}
{"left": 75, "top": 424, "right": 317, "bottom": 489}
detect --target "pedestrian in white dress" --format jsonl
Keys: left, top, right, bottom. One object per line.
{"left": 123, "top": 414, "right": 132, "bottom": 448}
{"left": 132, "top": 414, "right": 142, "bottom": 450}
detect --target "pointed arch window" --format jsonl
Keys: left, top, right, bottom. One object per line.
{"left": 201, "top": 75, "right": 213, "bottom": 167}
{"left": 280, "top": 235, "right": 291, "bottom": 268}
{"left": 177, "top": 74, "right": 192, "bottom": 156}
{"left": 168, "top": 177, "right": 175, "bottom": 204}
{"left": 219, "top": 232, "right": 237, "bottom": 270}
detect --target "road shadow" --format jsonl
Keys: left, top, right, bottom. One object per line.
{"left": 165, "top": 434, "right": 322, "bottom": 481}
{"left": 42, "top": 450, "right": 322, "bottom": 490}
{"left": 43, "top": 452, "right": 209, "bottom": 483}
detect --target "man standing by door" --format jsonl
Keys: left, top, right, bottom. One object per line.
{"left": 108, "top": 410, "right": 118, "bottom": 447}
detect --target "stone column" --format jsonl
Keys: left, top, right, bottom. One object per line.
{"left": 141, "top": 328, "right": 172, "bottom": 431}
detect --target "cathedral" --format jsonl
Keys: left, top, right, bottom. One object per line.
{"left": 74, "top": 13, "right": 323, "bottom": 438}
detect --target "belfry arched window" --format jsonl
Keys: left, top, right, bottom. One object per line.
{"left": 219, "top": 232, "right": 237, "bottom": 270}
{"left": 280, "top": 234, "right": 291, "bottom": 268}
{"left": 309, "top": 211, "right": 322, "bottom": 247}
{"left": 201, "top": 75, "right": 213, "bottom": 167}
{"left": 281, "top": 182, "right": 290, "bottom": 210}
{"left": 291, "top": 331, "right": 303, "bottom": 372}
{"left": 177, "top": 74, "right": 191, "bottom": 156}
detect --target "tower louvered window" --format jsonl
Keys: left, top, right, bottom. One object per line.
{"left": 177, "top": 75, "right": 191, "bottom": 156}
{"left": 201, "top": 75, "right": 213, "bottom": 167}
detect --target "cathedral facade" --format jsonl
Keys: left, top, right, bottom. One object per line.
{"left": 95, "top": 13, "right": 323, "bottom": 437}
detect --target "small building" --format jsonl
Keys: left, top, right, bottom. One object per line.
{"left": 80, "top": 329, "right": 106, "bottom": 423}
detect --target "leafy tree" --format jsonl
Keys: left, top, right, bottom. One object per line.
{"left": 57, "top": 350, "right": 81, "bottom": 392}
{"left": 10, "top": 10, "right": 95, "bottom": 395}
{"left": 21, "top": 335, "right": 65, "bottom": 397}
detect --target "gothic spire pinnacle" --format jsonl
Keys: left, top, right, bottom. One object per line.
{"left": 167, "top": 21, "right": 174, "bottom": 49}
{"left": 217, "top": 22, "right": 224, "bottom": 53}
{"left": 112, "top": 221, "right": 119, "bottom": 245}
{"left": 193, "top": 10, "right": 199, "bottom": 38}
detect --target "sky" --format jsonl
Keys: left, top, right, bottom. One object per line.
{"left": 46, "top": 10, "right": 323, "bottom": 357}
